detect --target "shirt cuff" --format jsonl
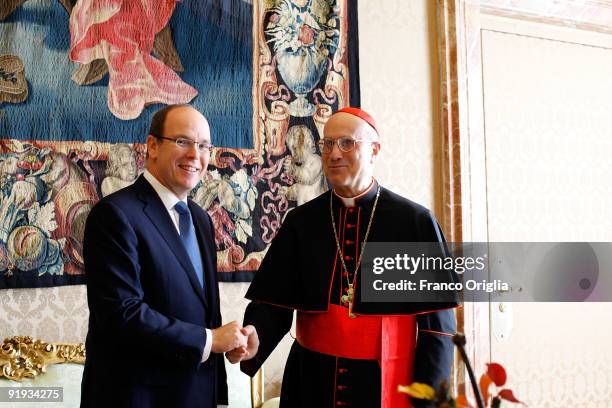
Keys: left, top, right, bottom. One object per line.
{"left": 202, "top": 328, "right": 212, "bottom": 362}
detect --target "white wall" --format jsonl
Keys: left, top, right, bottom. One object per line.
{"left": 481, "top": 15, "right": 612, "bottom": 407}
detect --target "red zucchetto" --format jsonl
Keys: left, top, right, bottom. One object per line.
{"left": 335, "top": 107, "right": 378, "bottom": 134}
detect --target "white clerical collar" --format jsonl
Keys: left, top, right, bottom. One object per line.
{"left": 143, "top": 169, "right": 188, "bottom": 212}
{"left": 333, "top": 179, "right": 376, "bottom": 207}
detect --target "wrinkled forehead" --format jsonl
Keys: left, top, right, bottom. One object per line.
{"left": 324, "top": 112, "right": 378, "bottom": 140}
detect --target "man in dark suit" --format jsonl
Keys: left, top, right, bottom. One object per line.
{"left": 81, "top": 104, "right": 256, "bottom": 407}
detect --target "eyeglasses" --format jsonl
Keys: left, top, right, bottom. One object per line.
{"left": 155, "top": 136, "right": 214, "bottom": 153}
{"left": 317, "top": 137, "right": 376, "bottom": 154}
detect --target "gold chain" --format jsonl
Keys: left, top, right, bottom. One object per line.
{"left": 329, "top": 185, "right": 381, "bottom": 317}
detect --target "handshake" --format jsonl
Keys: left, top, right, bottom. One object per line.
{"left": 211, "top": 321, "right": 259, "bottom": 364}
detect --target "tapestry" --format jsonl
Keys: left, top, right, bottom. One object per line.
{"left": 0, "top": 0, "right": 360, "bottom": 287}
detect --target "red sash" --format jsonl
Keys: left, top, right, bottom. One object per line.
{"left": 297, "top": 304, "right": 416, "bottom": 408}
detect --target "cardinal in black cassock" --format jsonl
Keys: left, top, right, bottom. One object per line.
{"left": 229, "top": 108, "right": 459, "bottom": 408}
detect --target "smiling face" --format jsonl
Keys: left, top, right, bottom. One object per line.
{"left": 146, "top": 106, "right": 211, "bottom": 199}
{"left": 322, "top": 112, "right": 380, "bottom": 197}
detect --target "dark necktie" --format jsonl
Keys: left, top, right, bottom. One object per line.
{"left": 174, "top": 201, "right": 205, "bottom": 290}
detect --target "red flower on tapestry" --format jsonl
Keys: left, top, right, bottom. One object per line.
{"left": 298, "top": 25, "right": 315, "bottom": 46}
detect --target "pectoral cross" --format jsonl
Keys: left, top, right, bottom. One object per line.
{"left": 341, "top": 284, "right": 356, "bottom": 318}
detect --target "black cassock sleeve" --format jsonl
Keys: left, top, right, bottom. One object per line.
{"left": 241, "top": 209, "right": 299, "bottom": 376}
{"left": 411, "top": 208, "right": 457, "bottom": 406}
{"left": 240, "top": 302, "right": 294, "bottom": 377}
{"left": 411, "top": 309, "right": 456, "bottom": 407}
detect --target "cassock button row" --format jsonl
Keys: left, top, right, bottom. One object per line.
{"left": 343, "top": 272, "right": 349, "bottom": 277}
{"left": 345, "top": 240, "right": 354, "bottom": 245}
{"left": 348, "top": 208, "right": 354, "bottom": 213}
{"left": 346, "top": 223, "right": 355, "bottom": 228}
{"left": 338, "top": 368, "right": 348, "bottom": 374}
{"left": 344, "top": 256, "right": 353, "bottom": 261}
{"left": 337, "top": 385, "right": 348, "bottom": 391}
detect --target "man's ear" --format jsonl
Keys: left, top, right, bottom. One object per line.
{"left": 371, "top": 141, "right": 381, "bottom": 163}
{"left": 146, "top": 135, "right": 158, "bottom": 160}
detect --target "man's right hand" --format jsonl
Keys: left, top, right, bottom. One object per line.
{"left": 225, "top": 325, "right": 259, "bottom": 364}
{"left": 211, "top": 321, "right": 247, "bottom": 353}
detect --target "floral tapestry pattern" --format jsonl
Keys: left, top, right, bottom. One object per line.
{"left": 0, "top": 0, "right": 359, "bottom": 288}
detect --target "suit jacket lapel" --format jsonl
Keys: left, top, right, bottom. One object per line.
{"left": 136, "top": 177, "right": 208, "bottom": 307}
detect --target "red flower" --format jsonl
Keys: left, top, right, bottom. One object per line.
{"left": 17, "top": 161, "right": 31, "bottom": 170}
{"left": 298, "top": 24, "right": 315, "bottom": 46}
